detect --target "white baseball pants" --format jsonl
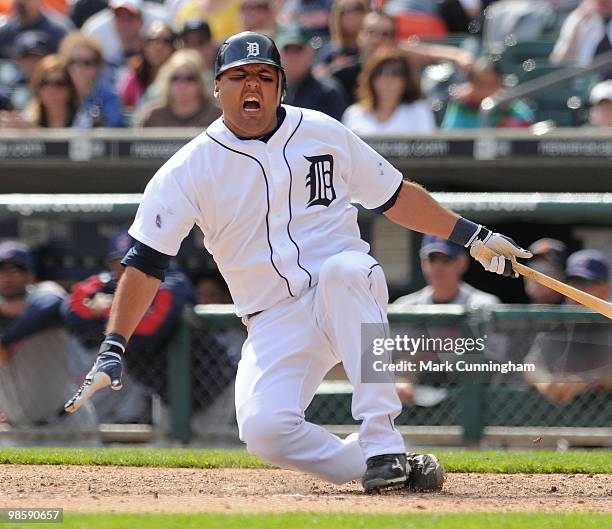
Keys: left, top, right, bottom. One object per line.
{"left": 235, "top": 251, "right": 405, "bottom": 485}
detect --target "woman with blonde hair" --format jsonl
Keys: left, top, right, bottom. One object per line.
{"left": 137, "top": 49, "right": 221, "bottom": 127}
{"left": 26, "top": 54, "right": 79, "bottom": 128}
{"left": 342, "top": 46, "right": 436, "bottom": 135}
{"left": 59, "top": 31, "right": 124, "bottom": 127}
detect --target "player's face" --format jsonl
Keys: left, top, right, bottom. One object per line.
{"left": 215, "top": 63, "right": 280, "bottom": 138}
{"left": 0, "top": 262, "right": 32, "bottom": 298}
{"left": 421, "top": 253, "right": 466, "bottom": 291}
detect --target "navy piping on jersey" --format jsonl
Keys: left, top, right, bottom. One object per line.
{"left": 205, "top": 132, "right": 295, "bottom": 298}
{"left": 282, "top": 109, "right": 313, "bottom": 288}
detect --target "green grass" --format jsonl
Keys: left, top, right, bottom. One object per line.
{"left": 3, "top": 513, "right": 612, "bottom": 529}
{"left": 0, "top": 447, "right": 610, "bottom": 474}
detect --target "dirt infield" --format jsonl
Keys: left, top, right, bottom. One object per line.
{"left": 0, "top": 466, "right": 611, "bottom": 513}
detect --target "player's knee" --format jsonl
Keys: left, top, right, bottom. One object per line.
{"left": 319, "top": 253, "right": 367, "bottom": 288}
{"left": 239, "top": 410, "right": 301, "bottom": 458}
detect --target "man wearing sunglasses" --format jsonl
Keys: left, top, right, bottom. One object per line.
{"left": 392, "top": 235, "right": 500, "bottom": 405}
{"left": 0, "top": 241, "right": 99, "bottom": 442}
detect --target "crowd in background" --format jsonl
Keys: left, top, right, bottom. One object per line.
{"left": 0, "top": 0, "right": 612, "bottom": 130}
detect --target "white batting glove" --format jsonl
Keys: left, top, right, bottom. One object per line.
{"left": 64, "top": 334, "right": 125, "bottom": 413}
{"left": 469, "top": 233, "right": 532, "bottom": 278}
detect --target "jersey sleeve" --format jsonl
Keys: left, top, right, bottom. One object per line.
{"left": 129, "top": 150, "right": 200, "bottom": 256}
{"left": 342, "top": 126, "right": 404, "bottom": 210}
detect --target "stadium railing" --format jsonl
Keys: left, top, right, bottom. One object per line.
{"left": 166, "top": 304, "right": 612, "bottom": 448}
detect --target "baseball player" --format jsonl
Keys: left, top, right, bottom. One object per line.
{"left": 65, "top": 31, "right": 531, "bottom": 492}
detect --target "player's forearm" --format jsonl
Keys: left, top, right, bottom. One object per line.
{"left": 384, "top": 181, "right": 460, "bottom": 238}
{"left": 105, "top": 266, "right": 161, "bottom": 341}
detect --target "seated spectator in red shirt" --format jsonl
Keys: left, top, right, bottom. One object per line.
{"left": 61, "top": 229, "right": 195, "bottom": 423}
{"left": 136, "top": 49, "right": 221, "bottom": 127}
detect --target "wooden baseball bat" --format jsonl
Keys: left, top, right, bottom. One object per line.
{"left": 476, "top": 246, "right": 612, "bottom": 320}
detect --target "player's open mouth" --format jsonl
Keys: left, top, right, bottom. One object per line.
{"left": 243, "top": 97, "right": 261, "bottom": 112}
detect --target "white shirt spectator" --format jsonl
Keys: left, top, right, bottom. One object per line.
{"left": 342, "top": 100, "right": 436, "bottom": 135}
{"left": 82, "top": 1, "right": 167, "bottom": 66}
{"left": 551, "top": 6, "right": 612, "bottom": 65}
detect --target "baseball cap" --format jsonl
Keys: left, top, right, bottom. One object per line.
{"left": 276, "top": 25, "right": 311, "bottom": 49}
{"left": 107, "top": 230, "right": 134, "bottom": 261}
{"left": 528, "top": 238, "right": 567, "bottom": 268}
{"left": 110, "top": 0, "right": 142, "bottom": 14}
{"left": 180, "top": 18, "right": 212, "bottom": 41}
{"left": 419, "top": 235, "right": 465, "bottom": 259}
{"left": 0, "top": 241, "right": 34, "bottom": 271}
{"left": 565, "top": 250, "right": 609, "bottom": 283}
{"left": 590, "top": 80, "right": 612, "bottom": 105}
{"left": 14, "top": 31, "right": 50, "bottom": 58}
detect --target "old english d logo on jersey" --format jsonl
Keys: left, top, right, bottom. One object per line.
{"left": 246, "top": 42, "right": 260, "bottom": 57}
{"left": 305, "top": 154, "right": 336, "bottom": 208}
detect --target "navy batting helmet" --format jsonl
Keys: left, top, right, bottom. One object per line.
{"left": 215, "top": 31, "right": 284, "bottom": 79}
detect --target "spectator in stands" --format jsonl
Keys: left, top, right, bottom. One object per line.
{"left": 13, "top": 30, "right": 51, "bottom": 84}
{"left": 392, "top": 235, "right": 500, "bottom": 404}
{"left": 277, "top": 0, "right": 333, "bottom": 39}
{"left": 59, "top": 31, "right": 124, "bottom": 127}
{"left": 82, "top": 0, "right": 165, "bottom": 69}
{"left": 170, "top": 0, "right": 240, "bottom": 45}
{"left": 69, "top": 0, "right": 106, "bottom": 29}
{"left": 118, "top": 20, "right": 175, "bottom": 109}
{"left": 550, "top": 0, "right": 612, "bottom": 77}
{"left": 0, "top": 241, "right": 99, "bottom": 441}
{"left": 331, "top": 10, "right": 396, "bottom": 104}
{"left": 178, "top": 18, "right": 215, "bottom": 73}
{"left": 315, "top": 0, "right": 369, "bottom": 76}
{"left": 23, "top": 53, "right": 78, "bottom": 126}
{"left": 342, "top": 46, "right": 435, "bottom": 134}
{"left": 524, "top": 238, "right": 567, "bottom": 304}
{"left": 332, "top": 9, "right": 475, "bottom": 105}
{"left": 238, "top": 0, "right": 278, "bottom": 36}
{"left": 277, "top": 24, "right": 348, "bottom": 120}
{"left": 524, "top": 249, "right": 611, "bottom": 404}
{"left": 441, "top": 57, "right": 534, "bottom": 128}
{"left": 0, "top": 0, "right": 72, "bottom": 58}
{"left": 0, "top": 30, "right": 49, "bottom": 114}
{"left": 589, "top": 79, "right": 612, "bottom": 126}
{"left": 136, "top": 49, "right": 221, "bottom": 127}
{"left": 194, "top": 270, "right": 233, "bottom": 304}
{"left": 62, "top": 229, "right": 194, "bottom": 423}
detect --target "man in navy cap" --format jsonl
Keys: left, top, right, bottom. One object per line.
{"left": 524, "top": 238, "right": 567, "bottom": 304}
{"left": 524, "top": 249, "right": 611, "bottom": 404}
{"left": 394, "top": 234, "right": 500, "bottom": 309}
{"left": 392, "top": 235, "right": 500, "bottom": 404}
{"left": 564, "top": 249, "right": 610, "bottom": 303}
{"left": 0, "top": 241, "right": 99, "bottom": 442}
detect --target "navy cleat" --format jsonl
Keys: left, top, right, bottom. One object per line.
{"left": 362, "top": 453, "right": 408, "bottom": 493}
{"left": 405, "top": 453, "right": 445, "bottom": 492}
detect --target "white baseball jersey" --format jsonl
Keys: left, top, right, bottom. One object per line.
{"left": 129, "top": 105, "right": 403, "bottom": 316}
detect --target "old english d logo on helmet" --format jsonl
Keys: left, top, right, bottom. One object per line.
{"left": 215, "top": 31, "right": 284, "bottom": 78}
{"left": 246, "top": 42, "right": 260, "bottom": 57}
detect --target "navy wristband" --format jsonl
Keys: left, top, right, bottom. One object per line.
{"left": 102, "top": 332, "right": 127, "bottom": 354}
{"left": 448, "top": 217, "right": 491, "bottom": 247}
